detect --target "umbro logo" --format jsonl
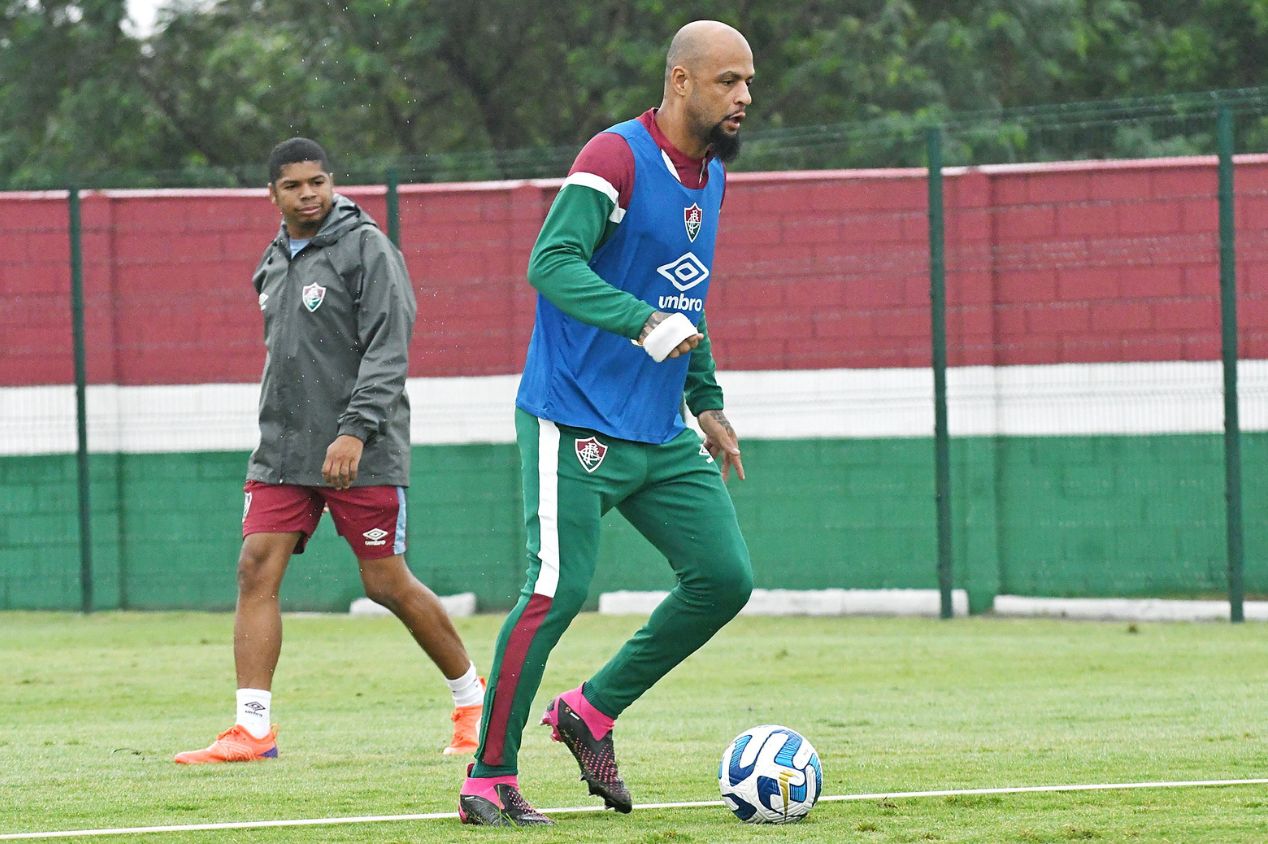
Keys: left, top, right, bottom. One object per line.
{"left": 656, "top": 253, "right": 710, "bottom": 292}
{"left": 362, "top": 528, "right": 389, "bottom": 546}
{"left": 243, "top": 701, "right": 266, "bottom": 714}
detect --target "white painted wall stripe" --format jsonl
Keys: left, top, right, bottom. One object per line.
{"left": 1, "top": 361, "right": 1265, "bottom": 456}
{"left": 720, "top": 360, "right": 1268, "bottom": 440}
{"left": 0, "top": 376, "right": 519, "bottom": 455}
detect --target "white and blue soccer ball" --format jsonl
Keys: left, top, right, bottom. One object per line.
{"left": 718, "top": 724, "right": 823, "bottom": 824}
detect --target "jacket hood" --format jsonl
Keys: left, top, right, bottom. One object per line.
{"left": 274, "top": 193, "right": 378, "bottom": 248}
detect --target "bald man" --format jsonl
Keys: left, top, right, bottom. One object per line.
{"left": 457, "top": 21, "right": 756, "bottom": 827}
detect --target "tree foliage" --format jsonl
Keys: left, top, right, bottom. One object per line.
{"left": 2, "top": 0, "right": 1265, "bottom": 187}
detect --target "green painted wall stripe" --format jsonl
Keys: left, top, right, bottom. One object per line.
{"left": 3, "top": 433, "right": 1263, "bottom": 611}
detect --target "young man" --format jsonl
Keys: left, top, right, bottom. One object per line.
{"left": 175, "top": 138, "right": 484, "bottom": 764}
{"left": 457, "top": 21, "right": 756, "bottom": 826}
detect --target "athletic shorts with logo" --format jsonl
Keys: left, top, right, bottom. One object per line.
{"left": 473, "top": 408, "right": 753, "bottom": 776}
{"left": 241, "top": 480, "right": 407, "bottom": 560}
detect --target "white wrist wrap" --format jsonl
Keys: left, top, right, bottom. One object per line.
{"left": 642, "top": 312, "right": 698, "bottom": 362}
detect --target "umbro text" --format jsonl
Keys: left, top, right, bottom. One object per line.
{"left": 657, "top": 293, "right": 703, "bottom": 312}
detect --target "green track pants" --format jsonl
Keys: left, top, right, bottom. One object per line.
{"left": 472, "top": 409, "right": 753, "bottom": 776}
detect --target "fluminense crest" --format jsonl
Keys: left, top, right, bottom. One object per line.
{"left": 684, "top": 202, "right": 703, "bottom": 242}
{"left": 301, "top": 283, "right": 327, "bottom": 312}
{"left": 575, "top": 436, "right": 608, "bottom": 473}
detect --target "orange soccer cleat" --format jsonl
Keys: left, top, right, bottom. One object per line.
{"left": 173, "top": 724, "right": 279, "bottom": 764}
{"left": 443, "top": 703, "right": 482, "bottom": 756}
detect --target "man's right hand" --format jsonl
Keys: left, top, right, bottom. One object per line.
{"left": 322, "top": 434, "right": 364, "bottom": 490}
{"left": 638, "top": 311, "right": 702, "bottom": 360}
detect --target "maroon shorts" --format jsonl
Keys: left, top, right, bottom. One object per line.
{"left": 242, "top": 481, "right": 407, "bottom": 560}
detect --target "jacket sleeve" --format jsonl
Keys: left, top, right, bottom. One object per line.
{"left": 527, "top": 183, "right": 655, "bottom": 338}
{"left": 337, "top": 228, "right": 416, "bottom": 442}
{"left": 684, "top": 313, "right": 725, "bottom": 416}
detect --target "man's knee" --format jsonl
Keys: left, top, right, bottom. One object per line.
{"left": 360, "top": 578, "right": 397, "bottom": 611}
{"left": 715, "top": 562, "right": 753, "bottom": 617}
{"left": 236, "top": 540, "right": 289, "bottom": 595}
{"left": 547, "top": 581, "right": 589, "bottom": 620}
{"left": 359, "top": 556, "right": 414, "bottom": 609}
{"left": 685, "top": 553, "right": 753, "bottom": 617}
{"left": 520, "top": 549, "right": 593, "bottom": 621}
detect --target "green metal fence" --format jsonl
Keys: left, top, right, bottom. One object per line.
{"left": 4, "top": 89, "right": 1266, "bottom": 617}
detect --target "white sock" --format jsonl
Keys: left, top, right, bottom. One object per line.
{"left": 445, "top": 664, "right": 484, "bottom": 708}
{"left": 236, "top": 688, "right": 272, "bottom": 739}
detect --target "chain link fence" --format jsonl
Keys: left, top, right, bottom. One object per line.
{"left": 1, "top": 90, "right": 1264, "bottom": 615}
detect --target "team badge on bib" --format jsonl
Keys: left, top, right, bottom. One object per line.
{"left": 301, "top": 283, "right": 327, "bottom": 312}
{"left": 575, "top": 436, "right": 608, "bottom": 473}
{"left": 684, "top": 203, "right": 703, "bottom": 242}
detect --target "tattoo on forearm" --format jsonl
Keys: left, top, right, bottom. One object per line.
{"left": 702, "top": 409, "right": 735, "bottom": 437}
{"left": 639, "top": 311, "right": 668, "bottom": 343}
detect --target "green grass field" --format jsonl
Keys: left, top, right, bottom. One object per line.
{"left": 3, "top": 611, "right": 1266, "bottom": 842}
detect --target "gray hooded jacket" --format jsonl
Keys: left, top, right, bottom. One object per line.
{"left": 246, "top": 194, "right": 416, "bottom": 487}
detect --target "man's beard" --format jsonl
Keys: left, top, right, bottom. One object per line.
{"left": 708, "top": 120, "right": 743, "bottom": 163}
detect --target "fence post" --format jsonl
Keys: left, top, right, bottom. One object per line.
{"left": 927, "top": 128, "right": 954, "bottom": 619}
{"left": 69, "top": 186, "right": 93, "bottom": 614}
{"left": 386, "top": 168, "right": 401, "bottom": 248}
{"left": 1217, "top": 107, "right": 1244, "bottom": 623}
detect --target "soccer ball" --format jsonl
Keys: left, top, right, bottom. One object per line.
{"left": 718, "top": 724, "right": 823, "bottom": 824}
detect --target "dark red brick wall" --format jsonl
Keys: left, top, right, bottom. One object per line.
{"left": 3, "top": 156, "right": 1265, "bottom": 386}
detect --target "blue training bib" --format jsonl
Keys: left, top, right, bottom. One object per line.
{"left": 516, "top": 119, "right": 725, "bottom": 443}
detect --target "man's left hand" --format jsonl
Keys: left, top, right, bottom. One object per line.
{"left": 699, "top": 409, "right": 745, "bottom": 482}
{"left": 322, "top": 434, "right": 364, "bottom": 489}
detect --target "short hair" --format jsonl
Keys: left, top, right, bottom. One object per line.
{"left": 267, "top": 138, "right": 330, "bottom": 183}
